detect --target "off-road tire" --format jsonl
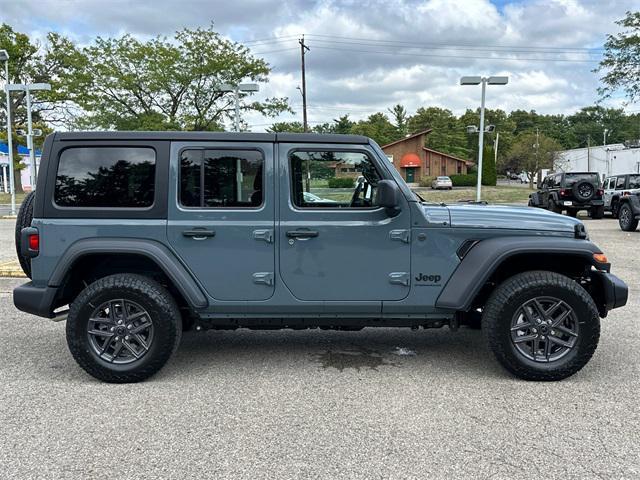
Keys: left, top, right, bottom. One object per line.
{"left": 618, "top": 203, "right": 639, "bottom": 232}
{"left": 591, "top": 205, "right": 604, "bottom": 219}
{"left": 66, "top": 274, "right": 182, "bottom": 383}
{"left": 483, "top": 271, "right": 600, "bottom": 381}
{"left": 14, "top": 191, "right": 36, "bottom": 279}
{"left": 548, "top": 199, "right": 562, "bottom": 214}
{"left": 611, "top": 199, "right": 620, "bottom": 219}
{"left": 572, "top": 180, "right": 595, "bottom": 202}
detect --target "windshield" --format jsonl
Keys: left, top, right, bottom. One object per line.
{"left": 563, "top": 173, "right": 599, "bottom": 187}
{"left": 629, "top": 175, "right": 640, "bottom": 189}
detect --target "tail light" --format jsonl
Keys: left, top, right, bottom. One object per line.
{"left": 623, "top": 191, "right": 630, "bottom": 196}
{"left": 596, "top": 189, "right": 604, "bottom": 196}
{"left": 560, "top": 189, "right": 569, "bottom": 196}
{"left": 20, "top": 227, "right": 39, "bottom": 258}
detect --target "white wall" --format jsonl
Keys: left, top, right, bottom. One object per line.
{"left": 555, "top": 144, "right": 640, "bottom": 181}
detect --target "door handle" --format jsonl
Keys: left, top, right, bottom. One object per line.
{"left": 182, "top": 228, "right": 216, "bottom": 240}
{"left": 286, "top": 230, "right": 319, "bottom": 239}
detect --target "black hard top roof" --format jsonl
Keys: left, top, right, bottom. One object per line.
{"left": 53, "top": 131, "right": 370, "bottom": 144}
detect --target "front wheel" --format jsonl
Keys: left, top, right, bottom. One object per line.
{"left": 483, "top": 271, "right": 600, "bottom": 381}
{"left": 548, "top": 199, "right": 562, "bottom": 214}
{"left": 66, "top": 274, "right": 182, "bottom": 383}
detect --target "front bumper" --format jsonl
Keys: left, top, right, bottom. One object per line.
{"left": 591, "top": 271, "right": 628, "bottom": 316}
{"left": 13, "top": 282, "right": 59, "bottom": 318}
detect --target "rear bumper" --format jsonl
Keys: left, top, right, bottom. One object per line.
{"left": 13, "top": 282, "right": 59, "bottom": 318}
{"left": 562, "top": 200, "right": 604, "bottom": 208}
{"left": 591, "top": 271, "right": 628, "bottom": 316}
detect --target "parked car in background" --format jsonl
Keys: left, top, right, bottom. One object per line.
{"left": 303, "top": 191, "right": 337, "bottom": 204}
{"left": 602, "top": 174, "right": 640, "bottom": 218}
{"left": 617, "top": 191, "right": 640, "bottom": 231}
{"left": 528, "top": 172, "right": 604, "bottom": 218}
{"left": 431, "top": 176, "right": 453, "bottom": 190}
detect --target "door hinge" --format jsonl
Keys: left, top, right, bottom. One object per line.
{"left": 253, "top": 229, "right": 274, "bottom": 243}
{"left": 388, "top": 272, "right": 410, "bottom": 286}
{"left": 252, "top": 272, "right": 274, "bottom": 286}
{"left": 389, "top": 229, "right": 410, "bottom": 243}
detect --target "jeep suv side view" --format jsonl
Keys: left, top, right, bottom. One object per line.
{"left": 603, "top": 174, "right": 640, "bottom": 218}
{"left": 14, "top": 132, "right": 627, "bottom": 383}
{"left": 529, "top": 172, "right": 604, "bottom": 218}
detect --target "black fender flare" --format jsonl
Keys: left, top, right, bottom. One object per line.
{"left": 435, "top": 236, "right": 605, "bottom": 311}
{"left": 619, "top": 194, "right": 640, "bottom": 214}
{"left": 49, "top": 238, "right": 208, "bottom": 308}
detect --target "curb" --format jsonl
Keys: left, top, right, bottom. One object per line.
{"left": 0, "top": 260, "right": 26, "bottom": 278}
{"left": 1, "top": 216, "right": 17, "bottom": 219}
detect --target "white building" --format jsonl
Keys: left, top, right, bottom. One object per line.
{"left": 554, "top": 144, "right": 640, "bottom": 182}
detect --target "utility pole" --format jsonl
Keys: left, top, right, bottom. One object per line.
{"left": 587, "top": 134, "right": 591, "bottom": 171}
{"left": 299, "top": 36, "right": 310, "bottom": 133}
{"left": 534, "top": 127, "right": 540, "bottom": 184}
{"left": 494, "top": 131, "right": 499, "bottom": 175}
{"left": 603, "top": 128, "right": 609, "bottom": 146}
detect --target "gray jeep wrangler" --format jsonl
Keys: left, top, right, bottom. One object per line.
{"left": 14, "top": 132, "right": 628, "bottom": 383}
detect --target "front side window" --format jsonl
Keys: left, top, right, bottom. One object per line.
{"left": 55, "top": 147, "right": 156, "bottom": 208}
{"left": 290, "top": 150, "right": 381, "bottom": 208}
{"left": 180, "top": 149, "right": 263, "bottom": 208}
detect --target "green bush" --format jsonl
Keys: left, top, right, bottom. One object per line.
{"left": 481, "top": 146, "right": 497, "bottom": 186}
{"left": 449, "top": 174, "right": 477, "bottom": 186}
{"left": 328, "top": 177, "right": 355, "bottom": 188}
{"left": 418, "top": 176, "right": 436, "bottom": 187}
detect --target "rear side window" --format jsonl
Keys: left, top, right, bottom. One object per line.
{"left": 179, "top": 149, "right": 264, "bottom": 208}
{"left": 616, "top": 176, "right": 626, "bottom": 189}
{"left": 55, "top": 147, "right": 156, "bottom": 208}
{"left": 629, "top": 175, "right": 640, "bottom": 189}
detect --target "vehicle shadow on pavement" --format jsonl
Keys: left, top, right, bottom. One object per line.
{"left": 161, "top": 327, "right": 508, "bottom": 381}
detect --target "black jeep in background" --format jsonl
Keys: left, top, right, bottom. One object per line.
{"left": 529, "top": 172, "right": 604, "bottom": 218}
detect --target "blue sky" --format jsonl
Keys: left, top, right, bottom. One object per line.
{"left": 1, "top": 0, "right": 638, "bottom": 130}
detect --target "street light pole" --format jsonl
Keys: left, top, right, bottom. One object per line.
{"left": 1, "top": 49, "right": 16, "bottom": 215}
{"left": 460, "top": 75, "right": 508, "bottom": 202}
{"left": 217, "top": 82, "right": 259, "bottom": 132}
{"left": 7, "top": 82, "right": 51, "bottom": 192}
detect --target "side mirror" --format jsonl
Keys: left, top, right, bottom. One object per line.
{"left": 377, "top": 179, "right": 401, "bottom": 215}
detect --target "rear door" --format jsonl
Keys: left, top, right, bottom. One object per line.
{"left": 167, "top": 142, "right": 275, "bottom": 301}
{"left": 277, "top": 143, "right": 411, "bottom": 309}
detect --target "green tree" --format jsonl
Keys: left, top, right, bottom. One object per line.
{"left": 409, "top": 107, "right": 470, "bottom": 159}
{"left": 507, "top": 132, "right": 562, "bottom": 189}
{"left": 350, "top": 112, "right": 398, "bottom": 146}
{"left": 0, "top": 25, "right": 77, "bottom": 191}
{"left": 332, "top": 115, "right": 355, "bottom": 134}
{"left": 481, "top": 145, "right": 497, "bottom": 186}
{"left": 597, "top": 11, "right": 640, "bottom": 104}
{"left": 267, "top": 121, "right": 305, "bottom": 133}
{"left": 388, "top": 104, "right": 409, "bottom": 137}
{"left": 60, "top": 25, "right": 291, "bottom": 131}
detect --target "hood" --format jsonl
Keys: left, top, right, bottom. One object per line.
{"left": 444, "top": 203, "right": 582, "bottom": 234}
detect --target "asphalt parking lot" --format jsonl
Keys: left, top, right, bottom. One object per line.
{"left": 0, "top": 217, "right": 638, "bottom": 479}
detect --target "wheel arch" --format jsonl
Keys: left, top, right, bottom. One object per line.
{"left": 435, "top": 236, "right": 606, "bottom": 312}
{"left": 50, "top": 239, "right": 208, "bottom": 311}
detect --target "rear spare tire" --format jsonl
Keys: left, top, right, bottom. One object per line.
{"left": 14, "top": 191, "right": 35, "bottom": 279}
{"left": 572, "top": 181, "right": 595, "bottom": 202}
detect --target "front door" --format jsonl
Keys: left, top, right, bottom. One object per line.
{"left": 405, "top": 167, "right": 415, "bottom": 183}
{"left": 167, "top": 142, "right": 275, "bottom": 301}
{"left": 278, "top": 144, "right": 411, "bottom": 308}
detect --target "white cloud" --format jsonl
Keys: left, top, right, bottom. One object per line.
{"left": 2, "top": 0, "right": 638, "bottom": 130}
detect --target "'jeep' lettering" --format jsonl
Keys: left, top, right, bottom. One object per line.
{"left": 415, "top": 273, "right": 441, "bottom": 283}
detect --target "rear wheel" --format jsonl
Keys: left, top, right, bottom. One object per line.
{"left": 590, "top": 205, "right": 604, "bottom": 219}
{"left": 548, "top": 199, "right": 562, "bottom": 214}
{"left": 618, "top": 203, "right": 639, "bottom": 231}
{"left": 483, "top": 271, "right": 600, "bottom": 381}
{"left": 14, "top": 191, "right": 36, "bottom": 278}
{"left": 66, "top": 274, "right": 182, "bottom": 383}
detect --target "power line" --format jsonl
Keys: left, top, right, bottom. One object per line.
{"left": 310, "top": 45, "right": 603, "bottom": 63}
{"left": 304, "top": 33, "right": 605, "bottom": 53}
